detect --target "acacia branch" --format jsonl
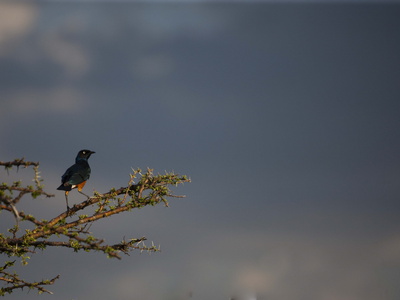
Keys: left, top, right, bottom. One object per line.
{"left": 0, "top": 205, "right": 45, "bottom": 227}
{"left": 2, "top": 169, "right": 189, "bottom": 257}
{"left": 0, "top": 186, "right": 54, "bottom": 199}
{"left": 0, "top": 273, "right": 60, "bottom": 295}
{"left": 0, "top": 160, "right": 190, "bottom": 295}
{"left": 26, "top": 236, "right": 151, "bottom": 259}
{"left": 0, "top": 261, "right": 59, "bottom": 295}
{"left": 0, "top": 159, "right": 39, "bottom": 169}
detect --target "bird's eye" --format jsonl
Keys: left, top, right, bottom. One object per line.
{"left": 82, "top": 151, "right": 86, "bottom": 154}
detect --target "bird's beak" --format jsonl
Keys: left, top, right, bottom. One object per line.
{"left": 90, "top": 151, "right": 96, "bottom": 154}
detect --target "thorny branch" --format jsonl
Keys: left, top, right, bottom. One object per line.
{"left": 0, "top": 261, "right": 60, "bottom": 296}
{"left": 0, "top": 158, "right": 54, "bottom": 223}
{"left": 0, "top": 159, "right": 39, "bottom": 169}
{"left": 0, "top": 159, "right": 190, "bottom": 296}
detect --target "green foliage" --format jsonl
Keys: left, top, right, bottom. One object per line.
{"left": 0, "top": 159, "right": 190, "bottom": 296}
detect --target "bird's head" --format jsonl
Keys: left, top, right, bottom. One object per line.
{"left": 76, "top": 149, "right": 95, "bottom": 162}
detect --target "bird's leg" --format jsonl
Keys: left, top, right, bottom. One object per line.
{"left": 65, "top": 192, "right": 70, "bottom": 212}
{"left": 78, "top": 190, "right": 90, "bottom": 199}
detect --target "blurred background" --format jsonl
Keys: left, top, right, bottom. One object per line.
{"left": 1, "top": 1, "right": 400, "bottom": 299}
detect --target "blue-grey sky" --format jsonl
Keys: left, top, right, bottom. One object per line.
{"left": 1, "top": 2, "right": 400, "bottom": 300}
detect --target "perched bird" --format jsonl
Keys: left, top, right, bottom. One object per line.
{"left": 57, "top": 149, "right": 95, "bottom": 211}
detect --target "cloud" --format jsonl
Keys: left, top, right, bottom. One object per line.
{"left": 104, "top": 230, "right": 400, "bottom": 300}
{"left": 0, "top": 3, "right": 37, "bottom": 55}
{"left": 129, "top": 5, "right": 232, "bottom": 40}
{"left": 1, "top": 86, "right": 87, "bottom": 116}
{"left": 0, "top": 3, "right": 90, "bottom": 79}
{"left": 132, "top": 54, "right": 175, "bottom": 80}
{"left": 0, "top": 85, "right": 88, "bottom": 147}
{"left": 40, "top": 32, "right": 90, "bottom": 78}
{"left": 378, "top": 234, "right": 400, "bottom": 264}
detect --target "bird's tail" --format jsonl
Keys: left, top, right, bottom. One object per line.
{"left": 57, "top": 184, "right": 71, "bottom": 191}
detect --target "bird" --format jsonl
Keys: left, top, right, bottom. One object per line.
{"left": 57, "top": 149, "right": 95, "bottom": 211}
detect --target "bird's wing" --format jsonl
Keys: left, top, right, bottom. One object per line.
{"left": 61, "top": 163, "right": 91, "bottom": 185}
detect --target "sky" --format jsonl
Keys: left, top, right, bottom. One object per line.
{"left": 1, "top": 1, "right": 400, "bottom": 299}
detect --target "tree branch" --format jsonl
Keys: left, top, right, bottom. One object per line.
{"left": 0, "top": 160, "right": 190, "bottom": 295}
